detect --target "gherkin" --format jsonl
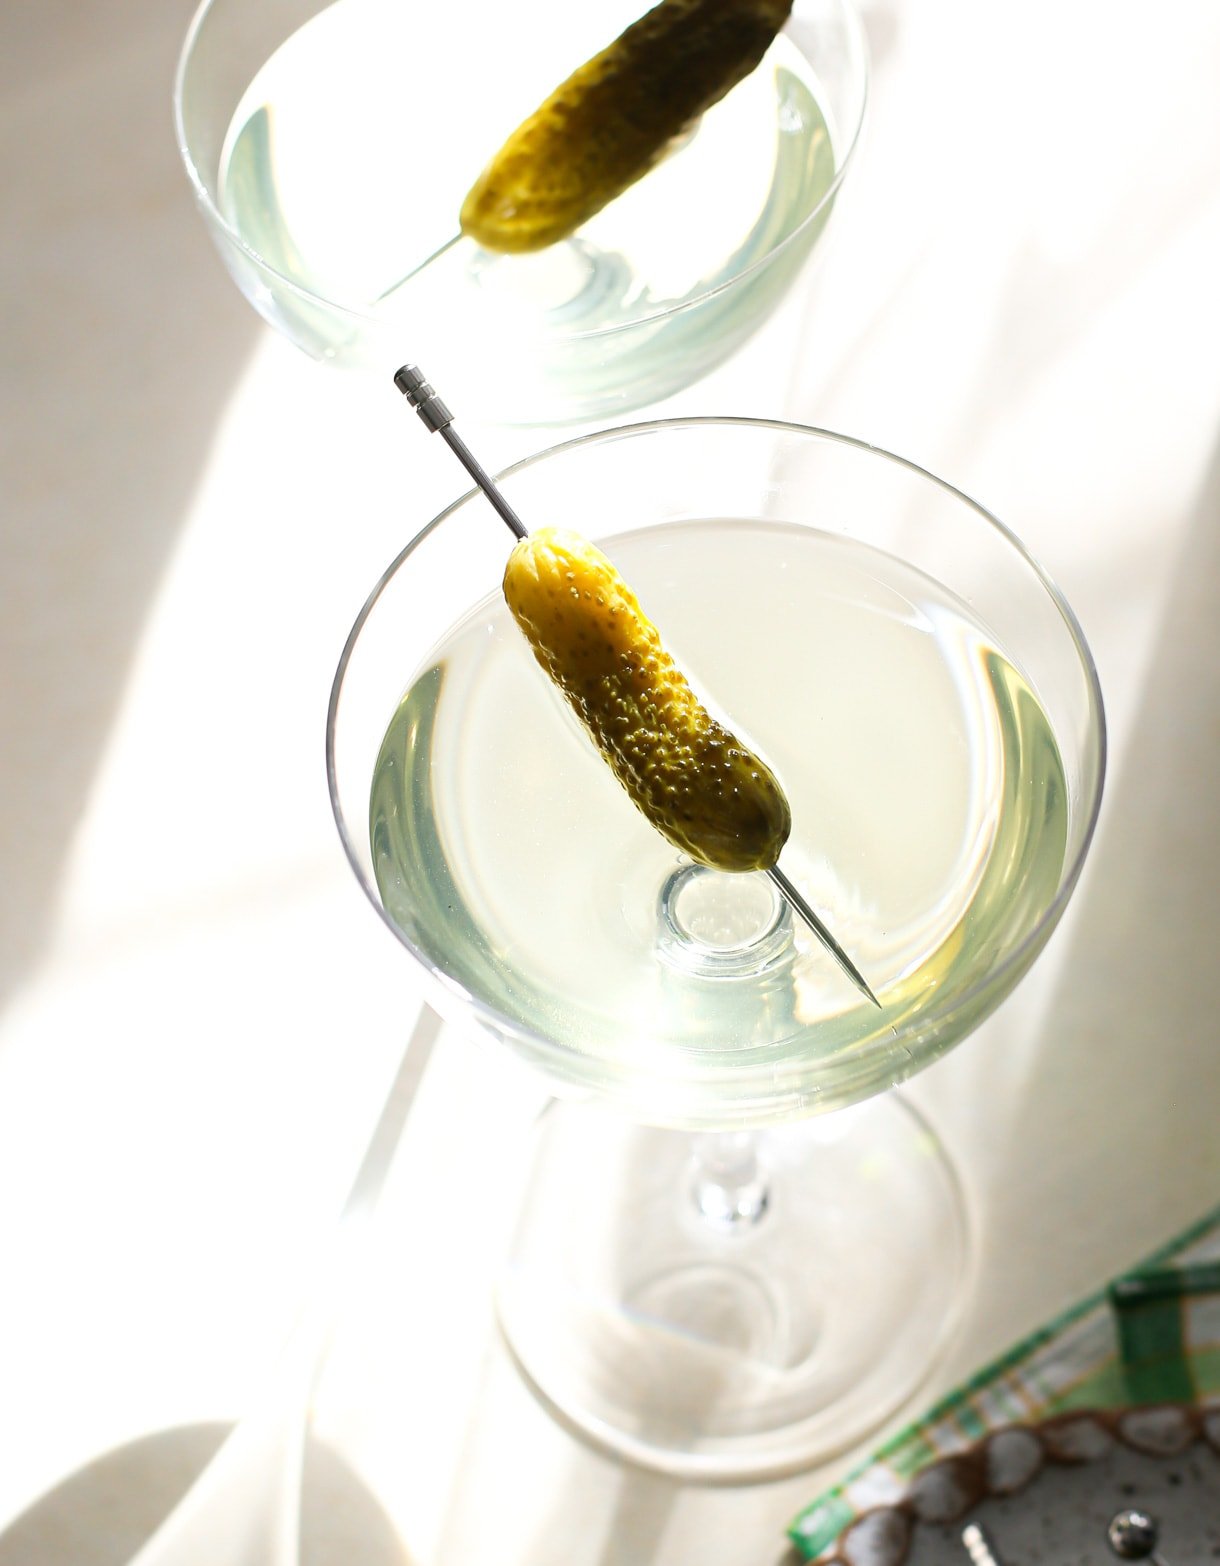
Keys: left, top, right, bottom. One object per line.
{"left": 460, "top": 0, "right": 795, "bottom": 253}
{"left": 503, "top": 527, "right": 791, "bottom": 872}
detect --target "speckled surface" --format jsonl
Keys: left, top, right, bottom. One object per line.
{"left": 910, "top": 1430, "right": 1220, "bottom": 1566}
{"left": 822, "top": 1409, "right": 1220, "bottom": 1566}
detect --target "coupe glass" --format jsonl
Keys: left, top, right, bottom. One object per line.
{"left": 173, "top": 0, "right": 867, "bottom": 424}
{"left": 327, "top": 417, "right": 1106, "bottom": 1478}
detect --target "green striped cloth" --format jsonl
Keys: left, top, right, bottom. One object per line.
{"left": 789, "top": 1203, "right": 1220, "bottom": 1561}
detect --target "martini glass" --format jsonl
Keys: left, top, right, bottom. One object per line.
{"left": 327, "top": 416, "right": 1106, "bottom": 1479}
{"left": 173, "top": 0, "right": 867, "bottom": 424}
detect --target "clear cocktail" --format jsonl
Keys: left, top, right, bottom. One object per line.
{"left": 328, "top": 417, "right": 1106, "bottom": 1474}
{"left": 175, "top": 0, "right": 867, "bottom": 421}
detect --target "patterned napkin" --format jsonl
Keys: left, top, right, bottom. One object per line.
{"left": 789, "top": 1203, "right": 1220, "bottom": 1561}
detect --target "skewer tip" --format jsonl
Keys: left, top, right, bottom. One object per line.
{"left": 767, "top": 864, "right": 881, "bottom": 1008}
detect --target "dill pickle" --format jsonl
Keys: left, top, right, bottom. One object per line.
{"left": 503, "top": 527, "right": 791, "bottom": 872}
{"left": 460, "top": 0, "right": 795, "bottom": 254}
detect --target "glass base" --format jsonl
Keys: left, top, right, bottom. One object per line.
{"left": 496, "top": 1093, "right": 972, "bottom": 1482}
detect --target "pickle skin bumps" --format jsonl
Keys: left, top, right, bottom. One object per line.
{"left": 460, "top": 0, "right": 796, "bottom": 253}
{"left": 503, "top": 527, "right": 792, "bottom": 872}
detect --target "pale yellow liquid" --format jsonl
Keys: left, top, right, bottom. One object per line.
{"left": 215, "top": 0, "right": 840, "bottom": 414}
{"left": 370, "top": 522, "right": 1069, "bottom": 1122}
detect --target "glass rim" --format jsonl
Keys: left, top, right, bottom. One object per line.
{"left": 172, "top": 0, "right": 870, "bottom": 344}
{"left": 325, "top": 414, "right": 1108, "bottom": 1112}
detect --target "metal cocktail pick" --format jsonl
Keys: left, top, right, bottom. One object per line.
{"left": 393, "top": 364, "right": 880, "bottom": 1008}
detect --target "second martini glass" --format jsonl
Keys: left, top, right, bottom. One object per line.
{"left": 173, "top": 0, "right": 867, "bottom": 423}
{"left": 327, "top": 416, "right": 1106, "bottom": 1479}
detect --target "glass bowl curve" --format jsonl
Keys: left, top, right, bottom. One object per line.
{"left": 173, "top": 0, "right": 869, "bottom": 424}
{"left": 326, "top": 417, "right": 1107, "bottom": 1131}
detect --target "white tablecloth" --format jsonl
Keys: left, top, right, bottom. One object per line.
{"left": 2, "top": 0, "right": 1219, "bottom": 1561}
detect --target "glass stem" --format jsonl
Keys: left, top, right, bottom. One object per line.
{"left": 690, "top": 1131, "right": 769, "bottom": 1230}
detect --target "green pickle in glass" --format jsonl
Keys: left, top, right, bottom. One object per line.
{"left": 176, "top": 0, "right": 867, "bottom": 421}
{"left": 329, "top": 420, "right": 1104, "bottom": 1478}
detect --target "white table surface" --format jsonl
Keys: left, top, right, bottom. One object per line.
{"left": 3, "top": 0, "right": 1220, "bottom": 1561}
